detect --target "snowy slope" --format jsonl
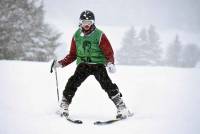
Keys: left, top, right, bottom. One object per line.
{"left": 0, "top": 60, "right": 200, "bottom": 134}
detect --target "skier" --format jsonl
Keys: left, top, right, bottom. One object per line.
{"left": 53, "top": 10, "right": 132, "bottom": 119}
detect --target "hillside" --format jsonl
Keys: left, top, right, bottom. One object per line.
{"left": 0, "top": 60, "right": 199, "bottom": 134}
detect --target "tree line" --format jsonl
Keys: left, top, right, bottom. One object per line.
{"left": 1, "top": 0, "right": 199, "bottom": 67}
{"left": 116, "top": 26, "right": 200, "bottom": 67}
{"left": 0, "top": 0, "right": 60, "bottom": 61}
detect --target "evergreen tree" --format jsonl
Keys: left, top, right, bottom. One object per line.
{"left": 166, "top": 34, "right": 182, "bottom": 67}
{"left": 146, "top": 25, "right": 162, "bottom": 65}
{"left": 116, "top": 25, "right": 162, "bottom": 65}
{"left": 139, "top": 28, "right": 148, "bottom": 42}
{"left": 180, "top": 43, "right": 200, "bottom": 67}
{"left": 0, "top": 0, "right": 61, "bottom": 61}
{"left": 136, "top": 27, "right": 153, "bottom": 65}
{"left": 116, "top": 26, "right": 139, "bottom": 65}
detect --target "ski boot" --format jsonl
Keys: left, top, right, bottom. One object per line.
{"left": 111, "top": 93, "right": 133, "bottom": 119}
{"left": 57, "top": 96, "right": 69, "bottom": 117}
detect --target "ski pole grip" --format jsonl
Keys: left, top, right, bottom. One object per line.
{"left": 50, "top": 59, "right": 56, "bottom": 73}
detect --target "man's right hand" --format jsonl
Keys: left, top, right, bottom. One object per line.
{"left": 53, "top": 61, "right": 62, "bottom": 68}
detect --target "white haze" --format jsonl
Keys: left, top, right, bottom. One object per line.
{"left": 43, "top": 0, "right": 200, "bottom": 58}
{"left": 44, "top": 0, "right": 200, "bottom": 33}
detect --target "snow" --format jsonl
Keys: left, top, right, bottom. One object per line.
{"left": 0, "top": 60, "right": 200, "bottom": 134}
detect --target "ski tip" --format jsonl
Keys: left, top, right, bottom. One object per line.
{"left": 75, "top": 120, "right": 83, "bottom": 124}
{"left": 66, "top": 118, "right": 83, "bottom": 124}
{"left": 94, "top": 119, "right": 120, "bottom": 125}
{"left": 94, "top": 121, "right": 101, "bottom": 125}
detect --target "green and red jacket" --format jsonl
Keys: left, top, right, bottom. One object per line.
{"left": 59, "top": 27, "right": 114, "bottom": 67}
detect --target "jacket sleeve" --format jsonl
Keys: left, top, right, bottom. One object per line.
{"left": 58, "top": 37, "right": 77, "bottom": 67}
{"left": 99, "top": 33, "right": 115, "bottom": 64}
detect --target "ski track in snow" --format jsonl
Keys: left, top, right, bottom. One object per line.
{"left": 0, "top": 60, "right": 200, "bottom": 134}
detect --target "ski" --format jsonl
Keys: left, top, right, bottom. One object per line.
{"left": 94, "top": 113, "right": 134, "bottom": 125}
{"left": 65, "top": 116, "right": 83, "bottom": 124}
{"left": 57, "top": 110, "right": 83, "bottom": 124}
{"left": 60, "top": 114, "right": 83, "bottom": 124}
{"left": 94, "top": 117, "right": 124, "bottom": 125}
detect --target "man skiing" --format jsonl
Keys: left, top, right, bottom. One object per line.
{"left": 53, "top": 10, "right": 132, "bottom": 119}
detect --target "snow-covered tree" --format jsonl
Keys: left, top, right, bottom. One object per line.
{"left": 180, "top": 43, "right": 200, "bottom": 67}
{"left": 165, "top": 34, "right": 182, "bottom": 67}
{"left": 116, "top": 26, "right": 139, "bottom": 65}
{"left": 136, "top": 27, "right": 154, "bottom": 65}
{"left": 117, "top": 25, "right": 162, "bottom": 65}
{"left": 146, "top": 25, "right": 162, "bottom": 65}
{"left": 139, "top": 28, "right": 148, "bottom": 42}
{"left": 0, "top": 0, "right": 61, "bottom": 61}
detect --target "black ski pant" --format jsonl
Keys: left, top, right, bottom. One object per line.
{"left": 63, "top": 63, "right": 122, "bottom": 104}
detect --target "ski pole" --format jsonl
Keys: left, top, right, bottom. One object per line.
{"left": 50, "top": 59, "right": 60, "bottom": 102}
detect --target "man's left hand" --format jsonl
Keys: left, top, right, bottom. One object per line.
{"left": 107, "top": 62, "right": 116, "bottom": 73}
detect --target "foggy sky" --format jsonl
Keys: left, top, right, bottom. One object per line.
{"left": 44, "top": 0, "right": 200, "bottom": 33}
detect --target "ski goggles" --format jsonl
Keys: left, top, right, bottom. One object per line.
{"left": 80, "top": 20, "right": 94, "bottom": 26}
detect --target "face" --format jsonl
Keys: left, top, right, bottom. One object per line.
{"left": 81, "top": 20, "right": 93, "bottom": 31}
